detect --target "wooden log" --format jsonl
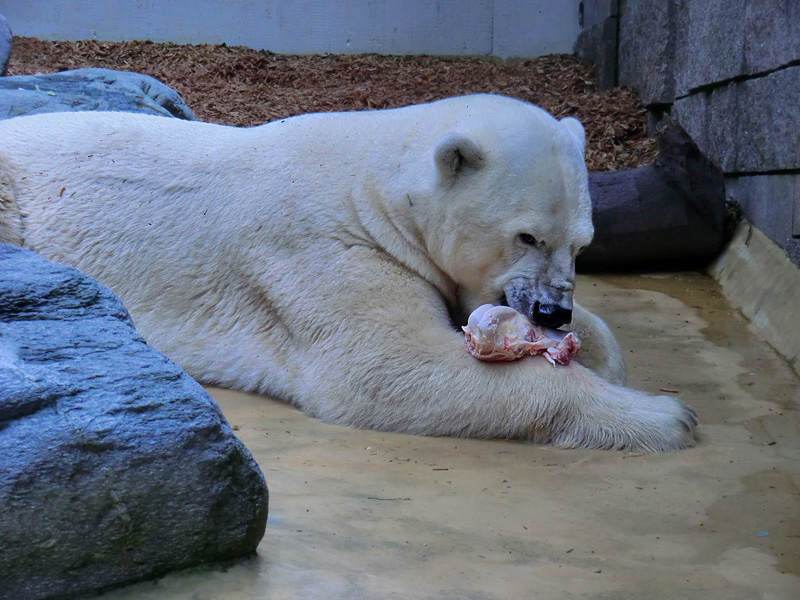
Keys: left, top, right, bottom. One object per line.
{"left": 578, "top": 121, "right": 728, "bottom": 272}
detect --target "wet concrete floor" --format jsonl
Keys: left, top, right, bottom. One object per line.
{"left": 101, "top": 273, "right": 799, "bottom": 600}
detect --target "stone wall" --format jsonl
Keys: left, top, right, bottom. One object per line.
{"left": 576, "top": 0, "right": 800, "bottom": 267}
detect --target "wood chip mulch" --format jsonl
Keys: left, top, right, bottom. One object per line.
{"left": 7, "top": 37, "right": 655, "bottom": 171}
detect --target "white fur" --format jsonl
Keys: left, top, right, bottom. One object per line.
{"left": 0, "top": 95, "right": 696, "bottom": 450}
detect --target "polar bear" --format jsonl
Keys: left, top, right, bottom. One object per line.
{"left": 0, "top": 94, "right": 696, "bottom": 450}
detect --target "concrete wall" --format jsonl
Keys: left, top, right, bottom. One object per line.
{"left": 0, "top": 0, "right": 582, "bottom": 59}
{"left": 576, "top": 0, "right": 800, "bottom": 268}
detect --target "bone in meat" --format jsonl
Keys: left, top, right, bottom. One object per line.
{"left": 462, "top": 304, "right": 581, "bottom": 365}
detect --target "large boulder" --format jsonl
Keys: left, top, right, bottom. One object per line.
{"left": 0, "top": 244, "right": 268, "bottom": 600}
{"left": 0, "top": 67, "right": 195, "bottom": 120}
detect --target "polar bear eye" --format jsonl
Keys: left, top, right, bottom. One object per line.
{"left": 519, "top": 233, "right": 538, "bottom": 247}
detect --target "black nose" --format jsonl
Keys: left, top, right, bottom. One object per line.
{"left": 532, "top": 302, "right": 572, "bottom": 329}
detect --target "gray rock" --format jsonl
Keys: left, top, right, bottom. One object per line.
{"left": 0, "top": 68, "right": 196, "bottom": 120}
{"left": 0, "top": 12, "right": 10, "bottom": 76}
{"left": 0, "top": 244, "right": 268, "bottom": 600}
{"left": 674, "top": 66, "right": 800, "bottom": 173}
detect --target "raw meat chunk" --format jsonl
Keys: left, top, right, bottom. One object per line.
{"left": 462, "top": 304, "right": 581, "bottom": 365}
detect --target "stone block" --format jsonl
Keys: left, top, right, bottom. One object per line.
{"left": 574, "top": 15, "right": 617, "bottom": 90}
{"left": 674, "top": 66, "right": 800, "bottom": 173}
{"left": 579, "top": 0, "right": 618, "bottom": 29}
{"left": 675, "top": 0, "right": 747, "bottom": 95}
{"left": 618, "top": 0, "right": 800, "bottom": 103}
{"left": 574, "top": 0, "right": 620, "bottom": 90}
{"left": 677, "top": 0, "right": 800, "bottom": 95}
{"left": 725, "top": 173, "right": 800, "bottom": 266}
{"left": 795, "top": 185, "right": 800, "bottom": 239}
{"left": 617, "top": 0, "right": 675, "bottom": 106}
{"left": 744, "top": 0, "right": 800, "bottom": 75}
{"left": 0, "top": 244, "right": 269, "bottom": 600}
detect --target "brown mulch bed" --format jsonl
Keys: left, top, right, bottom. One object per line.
{"left": 7, "top": 37, "right": 655, "bottom": 171}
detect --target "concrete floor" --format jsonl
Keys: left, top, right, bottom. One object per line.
{"left": 100, "top": 272, "right": 800, "bottom": 600}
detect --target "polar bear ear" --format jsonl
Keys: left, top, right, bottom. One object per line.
{"left": 434, "top": 133, "right": 484, "bottom": 180}
{"left": 560, "top": 117, "right": 586, "bottom": 153}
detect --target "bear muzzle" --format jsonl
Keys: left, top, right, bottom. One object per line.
{"left": 502, "top": 278, "right": 574, "bottom": 329}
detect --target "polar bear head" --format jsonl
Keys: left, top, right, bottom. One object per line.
{"left": 420, "top": 96, "right": 593, "bottom": 329}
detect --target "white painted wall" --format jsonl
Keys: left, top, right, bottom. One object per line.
{"left": 0, "top": 0, "right": 581, "bottom": 58}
